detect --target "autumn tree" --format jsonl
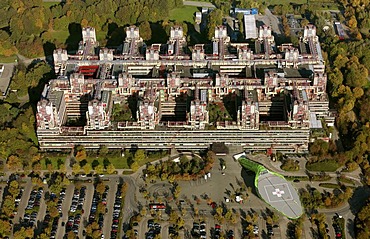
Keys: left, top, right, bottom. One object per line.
{"left": 95, "top": 164, "right": 104, "bottom": 174}
{"left": 13, "top": 226, "right": 34, "bottom": 239}
{"left": 96, "top": 182, "right": 106, "bottom": 194}
{"left": 72, "top": 163, "right": 81, "bottom": 174}
{"left": 75, "top": 145, "right": 87, "bottom": 162}
{"left": 7, "top": 155, "right": 23, "bottom": 170}
{"left": 356, "top": 200, "right": 370, "bottom": 238}
{"left": 0, "top": 219, "right": 11, "bottom": 237}
{"left": 83, "top": 163, "right": 92, "bottom": 174}
{"left": 107, "top": 163, "right": 116, "bottom": 174}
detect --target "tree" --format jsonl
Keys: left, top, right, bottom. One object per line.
{"left": 9, "top": 180, "right": 19, "bottom": 196}
{"left": 0, "top": 219, "right": 11, "bottom": 237}
{"left": 107, "top": 163, "right": 115, "bottom": 174}
{"left": 49, "top": 205, "right": 59, "bottom": 218}
{"left": 83, "top": 163, "right": 92, "bottom": 174}
{"left": 207, "top": 9, "right": 222, "bottom": 40}
{"left": 345, "top": 61, "right": 368, "bottom": 88}
{"left": 301, "top": 18, "right": 309, "bottom": 27}
{"left": 97, "top": 202, "right": 106, "bottom": 214}
{"left": 13, "top": 227, "right": 34, "bottom": 239}
{"left": 131, "top": 161, "right": 140, "bottom": 171}
{"left": 134, "top": 149, "right": 146, "bottom": 163}
{"left": 66, "top": 231, "right": 76, "bottom": 239}
{"left": 205, "top": 151, "right": 216, "bottom": 165}
{"left": 75, "top": 147, "right": 87, "bottom": 162}
{"left": 98, "top": 145, "right": 109, "bottom": 157}
{"left": 2, "top": 196, "right": 15, "bottom": 217}
{"left": 96, "top": 182, "right": 106, "bottom": 194}
{"left": 95, "top": 164, "right": 104, "bottom": 174}
{"left": 92, "top": 229, "right": 102, "bottom": 239}
{"left": 176, "top": 216, "right": 185, "bottom": 229}
{"left": 7, "top": 155, "right": 23, "bottom": 170}
{"left": 139, "top": 21, "right": 152, "bottom": 41}
{"left": 72, "top": 163, "right": 81, "bottom": 174}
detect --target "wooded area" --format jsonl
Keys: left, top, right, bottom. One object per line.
{"left": 0, "top": 0, "right": 183, "bottom": 58}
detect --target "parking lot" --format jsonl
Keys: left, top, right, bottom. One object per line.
{"left": 0, "top": 175, "right": 132, "bottom": 239}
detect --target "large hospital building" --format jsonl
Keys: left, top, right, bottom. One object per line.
{"left": 36, "top": 23, "right": 332, "bottom": 153}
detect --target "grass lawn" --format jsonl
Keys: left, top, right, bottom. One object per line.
{"left": 85, "top": 156, "right": 129, "bottom": 169}
{"left": 0, "top": 55, "right": 17, "bottom": 63}
{"left": 169, "top": 6, "right": 199, "bottom": 23}
{"left": 306, "top": 160, "right": 340, "bottom": 172}
{"left": 338, "top": 176, "right": 356, "bottom": 186}
{"left": 40, "top": 155, "right": 66, "bottom": 170}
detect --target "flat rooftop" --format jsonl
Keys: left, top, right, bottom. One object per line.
{"left": 257, "top": 171, "right": 303, "bottom": 219}
{"left": 244, "top": 15, "right": 258, "bottom": 39}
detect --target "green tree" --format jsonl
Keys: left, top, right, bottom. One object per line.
{"left": 8, "top": 180, "right": 19, "bottom": 196}
{"left": 207, "top": 9, "right": 223, "bottom": 40}
{"left": 131, "top": 161, "right": 140, "bottom": 172}
{"left": 98, "top": 145, "right": 109, "bottom": 157}
{"left": 134, "top": 149, "right": 146, "bottom": 163}
{"left": 139, "top": 21, "right": 152, "bottom": 41}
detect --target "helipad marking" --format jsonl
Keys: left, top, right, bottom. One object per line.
{"left": 272, "top": 188, "right": 285, "bottom": 197}
{"left": 264, "top": 183, "right": 293, "bottom": 203}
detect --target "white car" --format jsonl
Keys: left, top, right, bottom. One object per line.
{"left": 253, "top": 225, "right": 259, "bottom": 234}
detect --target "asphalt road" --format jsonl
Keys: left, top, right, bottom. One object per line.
{"left": 121, "top": 176, "right": 138, "bottom": 223}
{"left": 36, "top": 186, "right": 47, "bottom": 233}
{"left": 102, "top": 178, "right": 119, "bottom": 238}
{"left": 56, "top": 184, "right": 75, "bottom": 239}
{"left": 14, "top": 178, "right": 32, "bottom": 223}
{"left": 79, "top": 183, "right": 94, "bottom": 238}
